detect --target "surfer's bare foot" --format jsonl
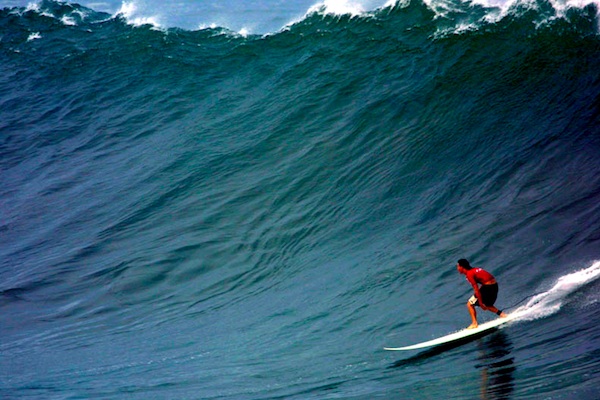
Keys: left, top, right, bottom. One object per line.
{"left": 467, "top": 323, "right": 478, "bottom": 329}
{"left": 499, "top": 312, "right": 508, "bottom": 318}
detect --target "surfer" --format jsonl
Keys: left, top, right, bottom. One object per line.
{"left": 457, "top": 259, "right": 507, "bottom": 329}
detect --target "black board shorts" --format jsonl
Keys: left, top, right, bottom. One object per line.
{"left": 468, "top": 283, "right": 499, "bottom": 307}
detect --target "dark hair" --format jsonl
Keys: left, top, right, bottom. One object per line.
{"left": 458, "top": 259, "right": 472, "bottom": 270}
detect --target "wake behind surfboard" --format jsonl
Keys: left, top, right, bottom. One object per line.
{"left": 384, "top": 312, "right": 521, "bottom": 351}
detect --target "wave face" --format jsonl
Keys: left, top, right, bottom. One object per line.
{"left": 1, "top": 1, "right": 600, "bottom": 398}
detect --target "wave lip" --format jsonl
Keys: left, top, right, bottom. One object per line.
{"left": 4, "top": 0, "right": 600, "bottom": 35}
{"left": 307, "top": 0, "right": 370, "bottom": 16}
{"left": 115, "top": 1, "right": 162, "bottom": 28}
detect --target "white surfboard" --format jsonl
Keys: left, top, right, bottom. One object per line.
{"left": 384, "top": 312, "right": 521, "bottom": 351}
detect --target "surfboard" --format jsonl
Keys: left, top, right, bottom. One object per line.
{"left": 384, "top": 312, "right": 520, "bottom": 351}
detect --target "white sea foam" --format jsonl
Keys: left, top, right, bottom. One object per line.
{"left": 25, "top": 1, "right": 39, "bottom": 13}
{"left": 27, "top": 32, "right": 42, "bottom": 41}
{"left": 197, "top": 23, "right": 218, "bottom": 31}
{"left": 308, "top": 0, "right": 367, "bottom": 16}
{"left": 514, "top": 261, "right": 600, "bottom": 321}
{"left": 305, "top": 0, "right": 408, "bottom": 16}
{"left": 116, "top": 1, "right": 161, "bottom": 28}
{"left": 468, "top": 0, "right": 600, "bottom": 24}
{"left": 61, "top": 16, "right": 77, "bottom": 26}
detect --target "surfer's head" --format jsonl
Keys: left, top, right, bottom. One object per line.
{"left": 457, "top": 259, "right": 472, "bottom": 270}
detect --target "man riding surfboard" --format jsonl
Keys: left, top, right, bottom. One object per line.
{"left": 457, "top": 259, "right": 507, "bottom": 329}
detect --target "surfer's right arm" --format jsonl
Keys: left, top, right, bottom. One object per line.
{"left": 468, "top": 277, "right": 488, "bottom": 310}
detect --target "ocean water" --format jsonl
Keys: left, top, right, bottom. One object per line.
{"left": 1, "top": 0, "right": 600, "bottom": 399}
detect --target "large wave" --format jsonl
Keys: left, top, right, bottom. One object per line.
{"left": 1, "top": 0, "right": 600, "bottom": 398}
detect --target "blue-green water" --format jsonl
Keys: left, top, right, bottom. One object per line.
{"left": 1, "top": 0, "right": 600, "bottom": 398}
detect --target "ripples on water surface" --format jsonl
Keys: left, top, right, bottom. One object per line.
{"left": 1, "top": 0, "right": 600, "bottom": 398}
